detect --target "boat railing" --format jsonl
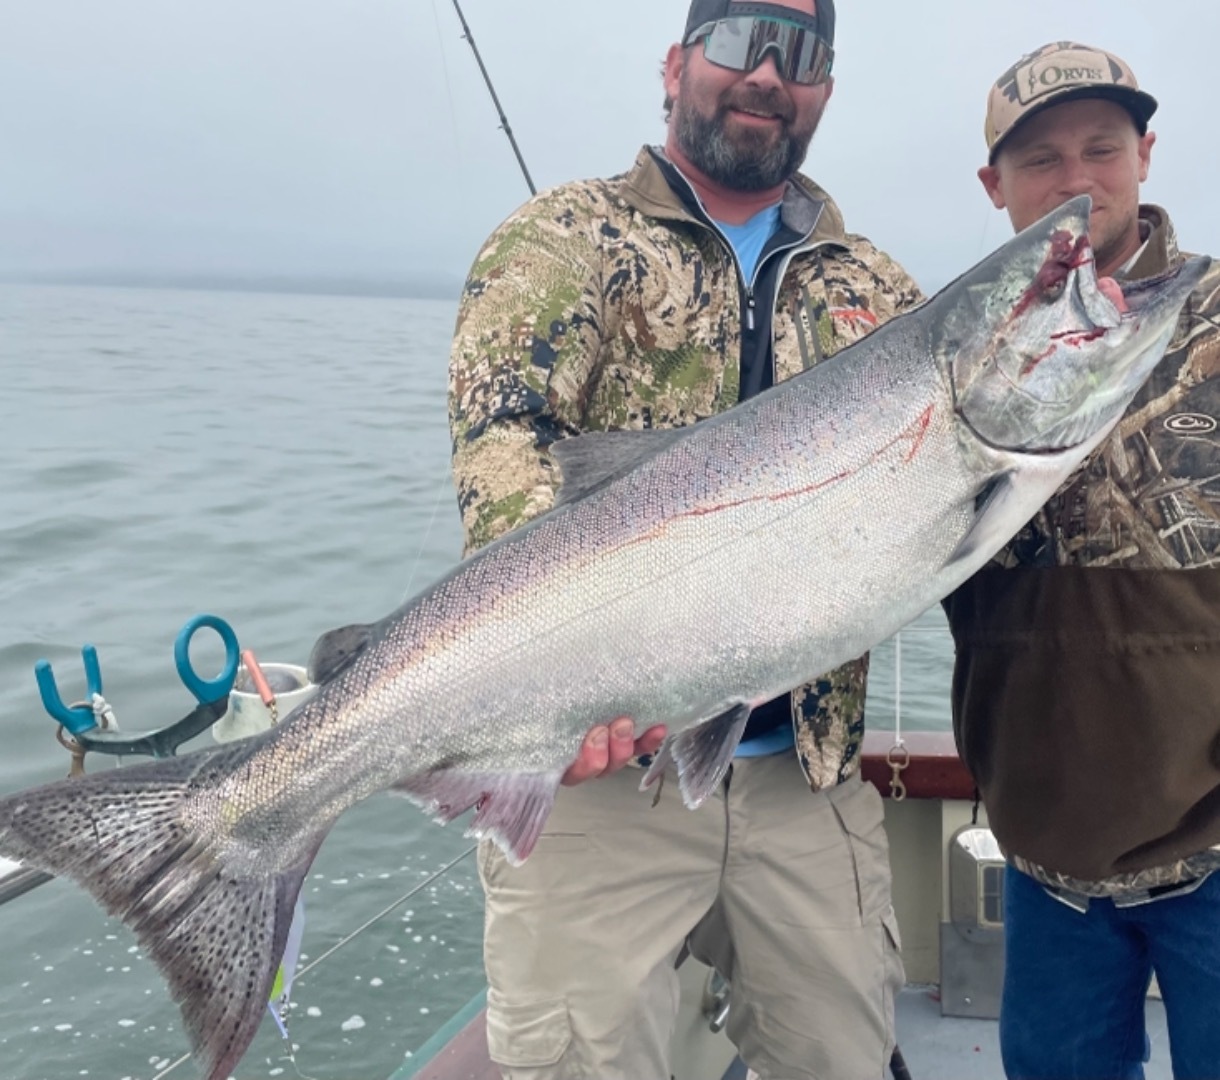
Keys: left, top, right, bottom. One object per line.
{"left": 0, "top": 857, "right": 51, "bottom": 906}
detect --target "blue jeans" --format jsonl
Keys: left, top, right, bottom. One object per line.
{"left": 1002, "top": 864, "right": 1220, "bottom": 1080}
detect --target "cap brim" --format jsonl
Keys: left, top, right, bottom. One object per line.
{"left": 990, "top": 85, "right": 1159, "bottom": 162}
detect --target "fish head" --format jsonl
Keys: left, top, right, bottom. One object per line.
{"left": 939, "top": 194, "right": 1209, "bottom": 453}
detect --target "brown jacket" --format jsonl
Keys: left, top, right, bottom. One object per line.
{"left": 945, "top": 206, "right": 1220, "bottom": 896}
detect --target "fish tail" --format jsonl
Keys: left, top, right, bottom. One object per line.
{"left": 0, "top": 743, "right": 332, "bottom": 1080}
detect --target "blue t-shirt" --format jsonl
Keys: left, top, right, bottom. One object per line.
{"left": 733, "top": 719, "right": 795, "bottom": 757}
{"left": 715, "top": 202, "right": 782, "bottom": 283}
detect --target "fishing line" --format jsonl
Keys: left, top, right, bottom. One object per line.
{"left": 276, "top": 1035, "right": 323, "bottom": 1080}
{"left": 72, "top": 8, "right": 604, "bottom": 1080}
{"left": 381, "top": 4, "right": 467, "bottom": 604}
{"left": 893, "top": 630, "right": 902, "bottom": 747}
{"left": 148, "top": 1033, "right": 322, "bottom": 1080}
{"left": 429, "top": 0, "right": 464, "bottom": 160}
{"left": 400, "top": 0, "right": 544, "bottom": 602}
{"left": 977, "top": 202, "right": 997, "bottom": 260}
{"left": 399, "top": 456, "right": 461, "bottom": 603}
{"left": 147, "top": 845, "right": 477, "bottom": 1079}
{"left": 293, "top": 844, "right": 476, "bottom": 980}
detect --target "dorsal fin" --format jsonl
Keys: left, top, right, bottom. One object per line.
{"left": 307, "top": 623, "right": 374, "bottom": 685}
{"left": 550, "top": 429, "right": 686, "bottom": 506}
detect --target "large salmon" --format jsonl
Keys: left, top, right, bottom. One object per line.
{"left": 0, "top": 195, "right": 1207, "bottom": 1079}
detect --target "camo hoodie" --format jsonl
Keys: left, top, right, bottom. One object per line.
{"left": 946, "top": 206, "right": 1220, "bottom": 897}
{"left": 448, "top": 146, "right": 922, "bottom": 791}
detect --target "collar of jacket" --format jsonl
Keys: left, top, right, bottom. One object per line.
{"left": 1123, "top": 203, "right": 1180, "bottom": 280}
{"left": 617, "top": 145, "right": 849, "bottom": 249}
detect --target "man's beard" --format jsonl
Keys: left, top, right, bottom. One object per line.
{"left": 673, "top": 79, "right": 820, "bottom": 192}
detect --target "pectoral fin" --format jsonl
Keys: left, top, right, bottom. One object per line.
{"left": 944, "top": 472, "right": 1019, "bottom": 569}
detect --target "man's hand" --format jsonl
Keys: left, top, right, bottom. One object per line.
{"left": 561, "top": 718, "right": 668, "bottom": 786}
{"left": 1099, "top": 276, "right": 1129, "bottom": 312}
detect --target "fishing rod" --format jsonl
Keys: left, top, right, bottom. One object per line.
{"left": 449, "top": 0, "right": 537, "bottom": 196}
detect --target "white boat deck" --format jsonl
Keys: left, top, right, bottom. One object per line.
{"left": 718, "top": 987, "right": 1172, "bottom": 1080}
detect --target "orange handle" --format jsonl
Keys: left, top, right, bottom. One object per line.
{"left": 241, "top": 650, "right": 276, "bottom": 708}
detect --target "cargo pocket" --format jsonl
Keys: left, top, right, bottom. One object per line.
{"left": 485, "top": 987, "right": 573, "bottom": 1068}
{"left": 828, "top": 778, "right": 893, "bottom": 923}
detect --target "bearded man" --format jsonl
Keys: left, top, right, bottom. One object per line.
{"left": 447, "top": 3, "right": 921, "bottom": 1076}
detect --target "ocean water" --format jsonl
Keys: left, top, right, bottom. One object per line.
{"left": 0, "top": 282, "right": 954, "bottom": 1079}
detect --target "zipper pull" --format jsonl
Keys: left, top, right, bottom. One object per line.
{"left": 746, "top": 288, "right": 756, "bottom": 331}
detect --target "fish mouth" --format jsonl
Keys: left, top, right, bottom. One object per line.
{"left": 940, "top": 194, "right": 1209, "bottom": 458}
{"left": 1012, "top": 227, "right": 1110, "bottom": 325}
{"left": 1048, "top": 239, "right": 1204, "bottom": 336}
{"left": 975, "top": 252, "right": 1207, "bottom": 454}
{"left": 989, "top": 228, "right": 1119, "bottom": 390}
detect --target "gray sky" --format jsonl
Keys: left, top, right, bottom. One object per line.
{"left": 1, "top": 0, "right": 1215, "bottom": 295}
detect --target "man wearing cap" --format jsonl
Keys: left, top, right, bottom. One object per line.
{"left": 447, "top": 0, "right": 920, "bottom": 1076}
{"left": 945, "top": 42, "right": 1220, "bottom": 1080}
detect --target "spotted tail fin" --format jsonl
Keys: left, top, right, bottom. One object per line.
{"left": 0, "top": 743, "right": 333, "bottom": 1080}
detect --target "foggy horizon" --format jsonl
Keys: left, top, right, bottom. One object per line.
{"left": 3, "top": 0, "right": 1215, "bottom": 300}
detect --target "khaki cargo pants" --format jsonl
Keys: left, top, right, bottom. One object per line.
{"left": 478, "top": 754, "right": 903, "bottom": 1080}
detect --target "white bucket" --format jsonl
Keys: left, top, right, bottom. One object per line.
{"left": 213, "top": 662, "right": 317, "bottom": 743}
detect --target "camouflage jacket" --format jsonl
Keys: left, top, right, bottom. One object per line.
{"left": 947, "top": 206, "right": 1220, "bottom": 897}
{"left": 448, "top": 146, "right": 922, "bottom": 791}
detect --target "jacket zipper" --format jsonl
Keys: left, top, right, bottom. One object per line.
{"left": 749, "top": 240, "right": 827, "bottom": 385}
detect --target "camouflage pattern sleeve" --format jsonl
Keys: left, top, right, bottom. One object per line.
{"left": 448, "top": 187, "right": 608, "bottom": 555}
{"left": 845, "top": 234, "right": 926, "bottom": 321}
{"left": 794, "top": 654, "right": 871, "bottom": 790}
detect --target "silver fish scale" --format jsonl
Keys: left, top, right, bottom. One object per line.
{"left": 268, "top": 321, "right": 984, "bottom": 803}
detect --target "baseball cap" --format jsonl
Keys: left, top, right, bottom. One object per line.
{"left": 683, "top": 0, "right": 836, "bottom": 46}
{"left": 984, "top": 42, "right": 1158, "bottom": 161}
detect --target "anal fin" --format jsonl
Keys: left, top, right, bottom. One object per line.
{"left": 640, "top": 703, "right": 752, "bottom": 809}
{"left": 394, "top": 769, "right": 563, "bottom": 866}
